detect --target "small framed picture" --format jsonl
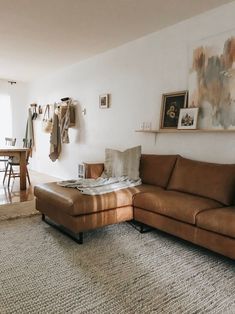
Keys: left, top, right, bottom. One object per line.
{"left": 99, "top": 94, "right": 110, "bottom": 109}
{"left": 178, "top": 108, "right": 199, "bottom": 130}
{"left": 160, "top": 91, "right": 188, "bottom": 129}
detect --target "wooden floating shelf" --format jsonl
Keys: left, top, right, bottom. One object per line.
{"left": 135, "top": 129, "right": 235, "bottom": 133}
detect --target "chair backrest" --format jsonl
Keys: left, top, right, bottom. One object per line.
{"left": 5, "top": 137, "right": 16, "bottom": 146}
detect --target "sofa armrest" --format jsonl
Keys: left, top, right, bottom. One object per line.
{"left": 84, "top": 163, "right": 104, "bottom": 179}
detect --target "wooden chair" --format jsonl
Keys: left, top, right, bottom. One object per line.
{"left": 0, "top": 137, "right": 16, "bottom": 172}
{"left": 3, "top": 139, "right": 32, "bottom": 187}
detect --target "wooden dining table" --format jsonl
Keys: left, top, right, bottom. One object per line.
{"left": 0, "top": 147, "right": 29, "bottom": 190}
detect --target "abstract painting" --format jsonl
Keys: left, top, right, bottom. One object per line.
{"left": 188, "top": 31, "right": 235, "bottom": 129}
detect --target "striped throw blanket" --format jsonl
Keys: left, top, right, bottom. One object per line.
{"left": 57, "top": 176, "right": 142, "bottom": 195}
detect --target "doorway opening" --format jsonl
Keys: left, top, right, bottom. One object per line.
{"left": 0, "top": 94, "right": 12, "bottom": 145}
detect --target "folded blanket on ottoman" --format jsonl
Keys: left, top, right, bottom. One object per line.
{"left": 58, "top": 176, "right": 142, "bottom": 195}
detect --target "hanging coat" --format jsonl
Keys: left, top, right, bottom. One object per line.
{"left": 25, "top": 108, "right": 34, "bottom": 156}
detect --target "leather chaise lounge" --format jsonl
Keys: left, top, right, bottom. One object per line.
{"left": 34, "top": 155, "right": 235, "bottom": 260}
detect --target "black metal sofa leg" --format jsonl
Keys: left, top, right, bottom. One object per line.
{"left": 41, "top": 214, "right": 84, "bottom": 244}
{"left": 127, "top": 219, "right": 153, "bottom": 233}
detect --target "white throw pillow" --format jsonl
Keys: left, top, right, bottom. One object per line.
{"left": 103, "top": 146, "right": 141, "bottom": 180}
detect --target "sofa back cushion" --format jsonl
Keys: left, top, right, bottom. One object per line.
{"left": 140, "top": 154, "right": 178, "bottom": 188}
{"left": 168, "top": 156, "right": 235, "bottom": 205}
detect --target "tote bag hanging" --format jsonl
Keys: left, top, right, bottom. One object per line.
{"left": 42, "top": 104, "right": 53, "bottom": 133}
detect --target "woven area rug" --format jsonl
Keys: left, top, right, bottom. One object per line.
{"left": 0, "top": 216, "right": 235, "bottom": 314}
{"left": 0, "top": 199, "right": 39, "bottom": 221}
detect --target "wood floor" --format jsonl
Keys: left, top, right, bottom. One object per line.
{"left": 0, "top": 170, "right": 59, "bottom": 205}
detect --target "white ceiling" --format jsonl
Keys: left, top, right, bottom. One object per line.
{"left": 0, "top": 0, "right": 233, "bottom": 82}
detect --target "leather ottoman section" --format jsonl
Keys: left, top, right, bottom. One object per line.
{"left": 34, "top": 183, "right": 75, "bottom": 213}
{"left": 133, "top": 190, "right": 222, "bottom": 225}
{"left": 34, "top": 183, "right": 162, "bottom": 216}
{"left": 196, "top": 207, "right": 235, "bottom": 238}
{"left": 134, "top": 208, "right": 235, "bottom": 260}
{"left": 36, "top": 198, "right": 133, "bottom": 233}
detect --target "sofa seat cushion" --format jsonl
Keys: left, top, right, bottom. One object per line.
{"left": 133, "top": 190, "right": 222, "bottom": 225}
{"left": 34, "top": 182, "right": 162, "bottom": 216}
{"left": 168, "top": 156, "right": 235, "bottom": 205}
{"left": 196, "top": 207, "right": 235, "bottom": 238}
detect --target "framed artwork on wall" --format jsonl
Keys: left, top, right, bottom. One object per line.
{"left": 178, "top": 108, "right": 199, "bottom": 130}
{"left": 99, "top": 94, "right": 110, "bottom": 109}
{"left": 188, "top": 31, "right": 235, "bottom": 129}
{"left": 160, "top": 91, "right": 188, "bottom": 129}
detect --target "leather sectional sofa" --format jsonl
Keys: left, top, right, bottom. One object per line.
{"left": 34, "top": 155, "right": 235, "bottom": 260}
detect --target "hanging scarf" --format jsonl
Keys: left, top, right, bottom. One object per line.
{"left": 49, "top": 111, "right": 61, "bottom": 161}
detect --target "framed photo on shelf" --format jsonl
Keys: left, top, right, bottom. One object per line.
{"left": 99, "top": 94, "right": 110, "bottom": 109}
{"left": 160, "top": 91, "right": 188, "bottom": 129}
{"left": 178, "top": 108, "right": 199, "bottom": 130}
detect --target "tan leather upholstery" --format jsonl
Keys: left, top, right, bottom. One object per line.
{"left": 168, "top": 156, "right": 235, "bottom": 205}
{"left": 37, "top": 198, "right": 133, "bottom": 233}
{"left": 140, "top": 154, "right": 178, "bottom": 188}
{"left": 196, "top": 207, "right": 235, "bottom": 238}
{"left": 34, "top": 182, "right": 162, "bottom": 216}
{"left": 35, "top": 154, "right": 235, "bottom": 259}
{"left": 85, "top": 163, "right": 104, "bottom": 179}
{"left": 133, "top": 190, "right": 221, "bottom": 224}
{"left": 134, "top": 207, "right": 235, "bottom": 260}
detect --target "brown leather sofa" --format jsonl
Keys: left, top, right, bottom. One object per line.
{"left": 34, "top": 155, "right": 235, "bottom": 260}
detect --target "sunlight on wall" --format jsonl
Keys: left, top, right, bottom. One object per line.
{"left": 0, "top": 94, "right": 12, "bottom": 145}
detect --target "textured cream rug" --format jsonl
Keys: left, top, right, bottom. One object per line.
{"left": 0, "top": 199, "right": 39, "bottom": 221}
{"left": 0, "top": 216, "right": 235, "bottom": 313}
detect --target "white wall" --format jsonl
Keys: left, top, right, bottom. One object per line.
{"left": 0, "top": 80, "right": 28, "bottom": 145}
{"left": 28, "top": 2, "right": 235, "bottom": 179}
